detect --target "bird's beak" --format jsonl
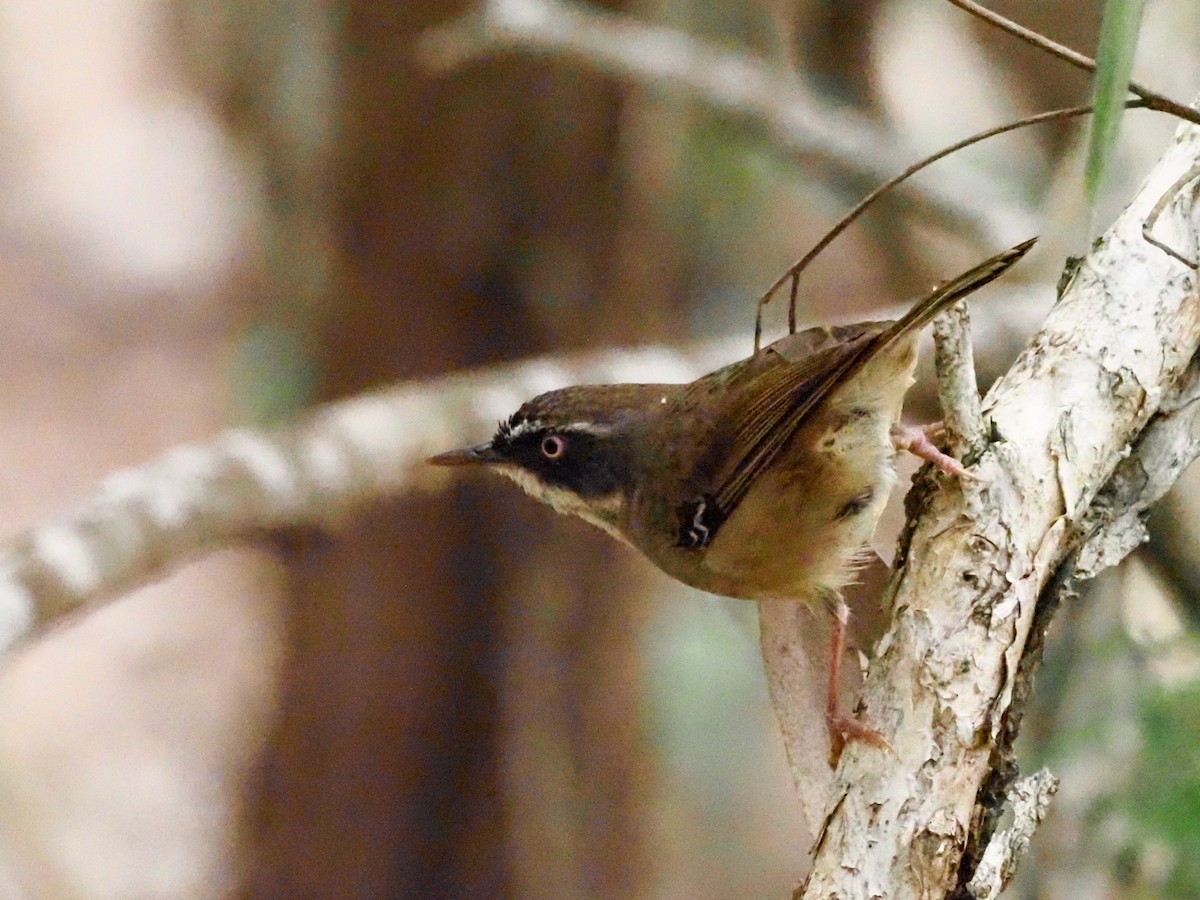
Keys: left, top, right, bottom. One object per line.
{"left": 428, "top": 442, "right": 502, "bottom": 467}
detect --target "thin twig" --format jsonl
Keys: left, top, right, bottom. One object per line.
{"left": 1142, "top": 163, "right": 1200, "bottom": 269}
{"left": 947, "top": 0, "right": 1200, "bottom": 127}
{"left": 755, "top": 102, "right": 1151, "bottom": 345}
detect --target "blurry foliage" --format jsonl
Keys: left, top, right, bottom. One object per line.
{"left": 643, "top": 595, "right": 762, "bottom": 794}
{"left": 658, "top": 0, "right": 791, "bottom": 61}
{"left": 232, "top": 321, "right": 318, "bottom": 424}
{"left": 673, "top": 117, "right": 786, "bottom": 333}
{"left": 1021, "top": 564, "right": 1200, "bottom": 898}
{"left": 640, "top": 593, "right": 802, "bottom": 894}
{"left": 1128, "top": 681, "right": 1200, "bottom": 895}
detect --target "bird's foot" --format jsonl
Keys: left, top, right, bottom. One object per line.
{"left": 826, "top": 711, "right": 894, "bottom": 768}
{"left": 890, "top": 422, "right": 985, "bottom": 481}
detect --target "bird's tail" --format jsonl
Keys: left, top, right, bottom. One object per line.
{"left": 876, "top": 236, "right": 1037, "bottom": 349}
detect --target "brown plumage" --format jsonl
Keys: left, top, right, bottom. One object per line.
{"left": 431, "top": 238, "right": 1035, "bottom": 757}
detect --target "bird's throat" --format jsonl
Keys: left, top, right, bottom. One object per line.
{"left": 495, "top": 465, "right": 628, "bottom": 542}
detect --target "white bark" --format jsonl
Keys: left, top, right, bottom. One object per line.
{"left": 965, "top": 770, "right": 1058, "bottom": 899}
{"left": 798, "top": 114, "right": 1200, "bottom": 897}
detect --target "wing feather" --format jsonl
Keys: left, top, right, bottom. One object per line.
{"left": 676, "top": 238, "right": 1036, "bottom": 548}
{"left": 710, "top": 330, "right": 876, "bottom": 515}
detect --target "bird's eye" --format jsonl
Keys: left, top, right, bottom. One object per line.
{"left": 541, "top": 435, "right": 567, "bottom": 459}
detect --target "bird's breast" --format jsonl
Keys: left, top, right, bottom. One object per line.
{"left": 629, "top": 338, "right": 918, "bottom": 602}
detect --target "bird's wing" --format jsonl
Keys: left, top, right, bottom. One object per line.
{"left": 673, "top": 323, "right": 882, "bottom": 549}
{"left": 672, "top": 237, "right": 1036, "bottom": 550}
{"left": 712, "top": 326, "right": 881, "bottom": 516}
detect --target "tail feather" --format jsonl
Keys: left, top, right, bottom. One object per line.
{"left": 876, "top": 237, "right": 1037, "bottom": 350}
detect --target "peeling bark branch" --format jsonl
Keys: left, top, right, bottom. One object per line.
{"left": 948, "top": 359, "right": 1200, "bottom": 894}
{"left": 416, "top": 0, "right": 1032, "bottom": 245}
{"left": 1073, "top": 359, "right": 1200, "bottom": 580}
{"left": 798, "top": 112, "right": 1200, "bottom": 897}
{"left": 964, "top": 770, "right": 1058, "bottom": 900}
{"left": 950, "top": 366, "right": 1200, "bottom": 892}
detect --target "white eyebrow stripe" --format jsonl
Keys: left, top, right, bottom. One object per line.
{"left": 563, "top": 422, "right": 613, "bottom": 436}
{"left": 503, "top": 418, "right": 544, "bottom": 439}
{"left": 502, "top": 419, "right": 614, "bottom": 441}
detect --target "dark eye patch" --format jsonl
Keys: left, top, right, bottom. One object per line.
{"left": 508, "top": 429, "right": 627, "bottom": 498}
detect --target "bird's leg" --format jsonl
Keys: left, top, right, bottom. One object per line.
{"left": 891, "top": 422, "right": 982, "bottom": 480}
{"left": 826, "top": 597, "right": 892, "bottom": 767}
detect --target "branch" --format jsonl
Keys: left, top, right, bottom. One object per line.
{"left": 799, "top": 107, "right": 1200, "bottom": 897}
{"left": 932, "top": 302, "right": 985, "bottom": 458}
{"left": 417, "top": 0, "right": 1033, "bottom": 245}
{"left": 0, "top": 340, "right": 746, "bottom": 656}
{"left": 945, "top": 353, "right": 1200, "bottom": 892}
{"left": 0, "top": 273, "right": 1047, "bottom": 662}
{"left": 1073, "top": 359, "right": 1200, "bottom": 581}
{"left": 947, "top": 0, "right": 1200, "bottom": 128}
{"left": 964, "top": 770, "right": 1058, "bottom": 899}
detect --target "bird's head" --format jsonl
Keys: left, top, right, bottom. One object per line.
{"left": 430, "top": 383, "right": 673, "bottom": 539}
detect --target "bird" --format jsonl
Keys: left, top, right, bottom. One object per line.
{"left": 431, "top": 237, "right": 1035, "bottom": 760}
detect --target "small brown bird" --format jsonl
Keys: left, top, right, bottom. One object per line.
{"left": 432, "top": 238, "right": 1034, "bottom": 756}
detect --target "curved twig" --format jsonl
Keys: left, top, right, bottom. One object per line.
{"left": 754, "top": 102, "right": 1151, "bottom": 352}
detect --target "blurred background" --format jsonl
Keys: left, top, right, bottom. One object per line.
{"left": 0, "top": 0, "right": 1198, "bottom": 896}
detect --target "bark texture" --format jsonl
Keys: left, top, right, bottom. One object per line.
{"left": 796, "top": 113, "right": 1200, "bottom": 898}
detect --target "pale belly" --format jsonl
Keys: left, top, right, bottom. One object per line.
{"left": 696, "top": 403, "right": 899, "bottom": 601}
{"left": 640, "top": 342, "right": 917, "bottom": 603}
